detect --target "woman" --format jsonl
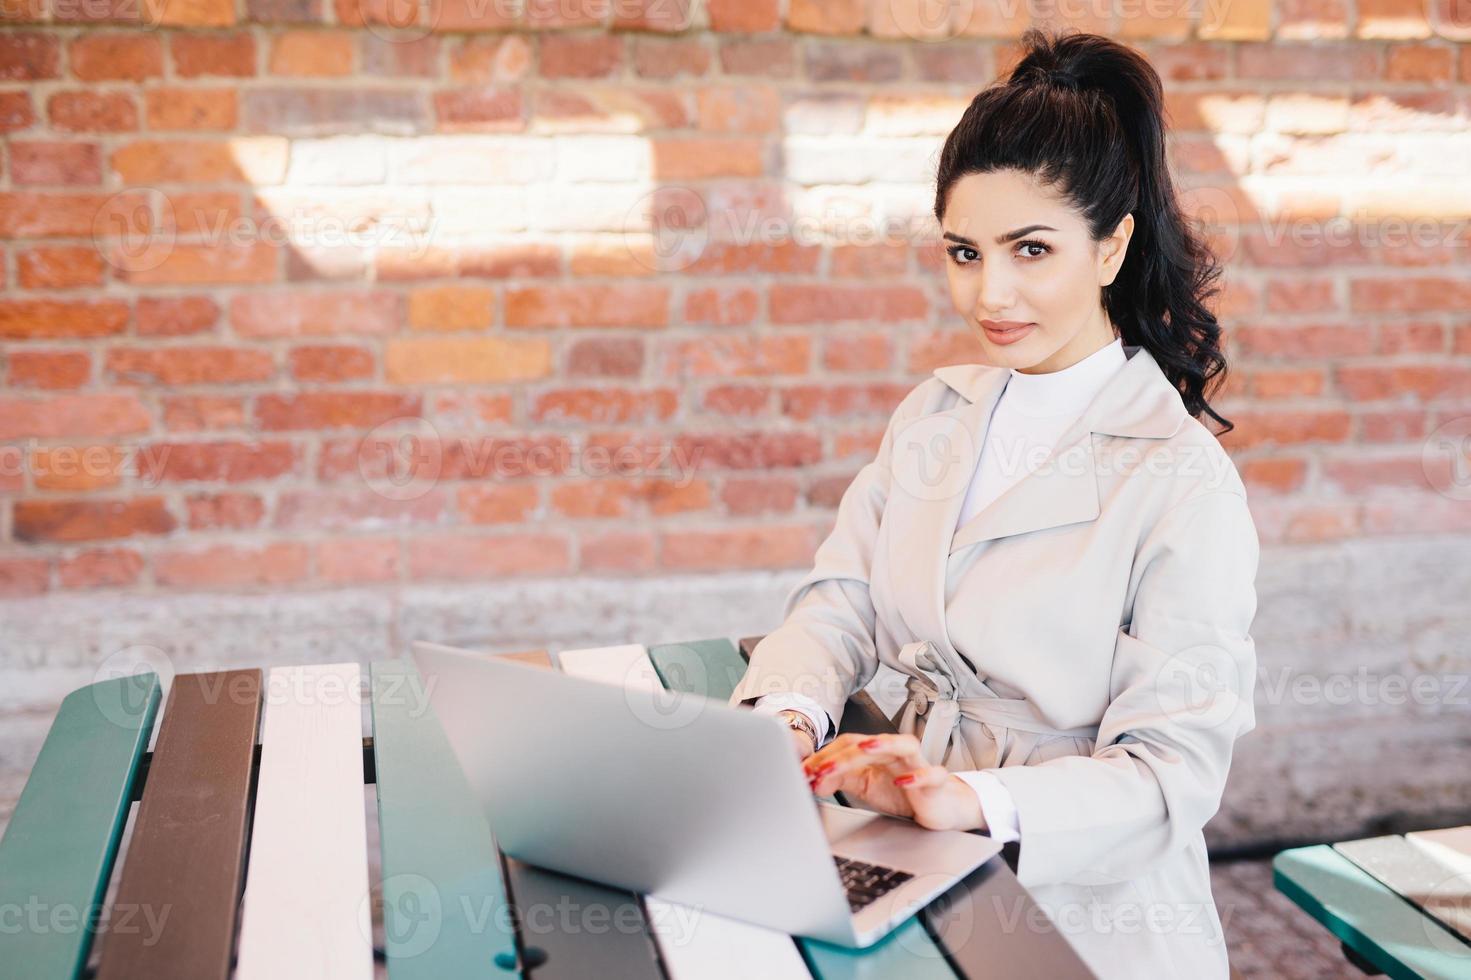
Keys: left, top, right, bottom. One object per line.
{"left": 729, "top": 28, "right": 1259, "bottom": 980}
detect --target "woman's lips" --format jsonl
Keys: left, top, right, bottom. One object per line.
{"left": 981, "top": 321, "right": 1037, "bottom": 345}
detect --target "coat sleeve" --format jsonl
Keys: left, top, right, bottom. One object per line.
{"left": 727, "top": 387, "right": 918, "bottom": 730}
{"left": 987, "top": 488, "right": 1260, "bottom": 889}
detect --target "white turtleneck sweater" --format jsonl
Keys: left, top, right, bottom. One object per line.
{"left": 755, "top": 337, "right": 1129, "bottom": 844}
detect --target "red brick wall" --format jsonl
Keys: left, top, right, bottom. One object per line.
{"left": 2, "top": 3, "right": 1470, "bottom": 596}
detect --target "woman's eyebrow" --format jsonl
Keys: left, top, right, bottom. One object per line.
{"left": 942, "top": 225, "right": 1059, "bottom": 247}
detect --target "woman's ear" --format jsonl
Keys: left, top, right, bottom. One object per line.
{"left": 1099, "top": 212, "right": 1134, "bottom": 288}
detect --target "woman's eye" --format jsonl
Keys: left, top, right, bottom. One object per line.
{"left": 1017, "top": 240, "right": 1050, "bottom": 259}
{"left": 947, "top": 246, "right": 978, "bottom": 265}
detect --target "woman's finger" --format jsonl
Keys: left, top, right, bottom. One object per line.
{"left": 893, "top": 765, "right": 951, "bottom": 790}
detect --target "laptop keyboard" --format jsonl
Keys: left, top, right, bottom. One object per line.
{"left": 834, "top": 855, "right": 913, "bottom": 913}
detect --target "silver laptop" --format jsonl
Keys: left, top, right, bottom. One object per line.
{"left": 410, "top": 641, "right": 1002, "bottom": 948}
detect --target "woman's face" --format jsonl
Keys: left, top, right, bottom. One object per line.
{"left": 939, "top": 168, "right": 1133, "bottom": 375}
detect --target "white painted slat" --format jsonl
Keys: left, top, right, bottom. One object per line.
{"left": 555, "top": 643, "right": 813, "bottom": 980}
{"left": 235, "top": 663, "right": 373, "bottom": 980}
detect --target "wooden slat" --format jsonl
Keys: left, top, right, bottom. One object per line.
{"left": 95, "top": 669, "right": 262, "bottom": 980}
{"left": 369, "top": 659, "right": 518, "bottom": 979}
{"left": 561, "top": 642, "right": 812, "bottom": 980}
{"left": 0, "top": 672, "right": 161, "bottom": 980}
{"left": 1337, "top": 834, "right": 1471, "bottom": 945}
{"left": 494, "top": 647, "right": 663, "bottom": 980}
{"left": 1275, "top": 844, "right": 1471, "bottom": 980}
{"left": 235, "top": 663, "right": 373, "bottom": 980}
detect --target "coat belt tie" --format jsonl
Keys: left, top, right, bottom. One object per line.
{"left": 895, "top": 640, "right": 1100, "bottom": 769}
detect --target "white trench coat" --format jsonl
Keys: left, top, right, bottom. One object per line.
{"left": 730, "top": 345, "right": 1260, "bottom": 979}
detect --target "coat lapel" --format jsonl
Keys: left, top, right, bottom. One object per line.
{"left": 884, "top": 344, "right": 1188, "bottom": 657}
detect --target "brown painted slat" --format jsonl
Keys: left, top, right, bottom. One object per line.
{"left": 95, "top": 669, "right": 262, "bottom": 980}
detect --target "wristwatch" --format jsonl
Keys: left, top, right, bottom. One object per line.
{"left": 778, "top": 709, "right": 818, "bottom": 747}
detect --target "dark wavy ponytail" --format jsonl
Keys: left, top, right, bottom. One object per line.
{"left": 933, "top": 27, "right": 1233, "bottom": 434}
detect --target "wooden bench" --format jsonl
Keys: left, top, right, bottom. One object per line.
{"left": 1274, "top": 835, "right": 1471, "bottom": 979}
{"left": 0, "top": 636, "right": 1095, "bottom": 979}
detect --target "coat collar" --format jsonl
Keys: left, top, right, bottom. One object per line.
{"left": 930, "top": 344, "right": 1188, "bottom": 440}
{"left": 879, "top": 345, "right": 1191, "bottom": 670}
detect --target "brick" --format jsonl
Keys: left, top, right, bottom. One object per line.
{"left": 612, "top": 0, "right": 693, "bottom": 31}
{"left": 6, "top": 350, "right": 91, "bottom": 389}
{"left": 580, "top": 530, "right": 655, "bottom": 572}
{"left": 908, "top": 329, "right": 981, "bottom": 372}
{"left": 719, "top": 37, "right": 795, "bottom": 76}
{"left": 145, "top": 88, "right": 237, "bottom": 131}
{"left": 787, "top": 0, "right": 863, "bottom": 33}
{"left": 151, "top": 0, "right": 235, "bottom": 26}
{"left": 566, "top": 239, "right": 659, "bottom": 278}
{"left": 68, "top": 33, "right": 164, "bottom": 81}
{"left": 831, "top": 244, "right": 909, "bottom": 278}
{"left": 408, "top": 285, "right": 494, "bottom": 331}
{"left": 1356, "top": 0, "right": 1433, "bottom": 37}
{"left": 256, "top": 391, "right": 422, "bottom": 430}
{"left": 567, "top": 337, "right": 644, "bottom": 377}
{"left": 448, "top": 35, "right": 531, "bottom": 83}
{"left": 57, "top": 548, "right": 144, "bottom": 589}
{"left": 823, "top": 331, "right": 893, "bottom": 372}
{"left": 664, "top": 335, "right": 810, "bottom": 377}
{"left": 1358, "top": 409, "right": 1427, "bottom": 442}
{"left": 318, "top": 537, "right": 398, "bottom": 583}
{"left": 1240, "top": 457, "right": 1308, "bottom": 494}
{"left": 674, "top": 431, "right": 822, "bottom": 470}
{"left": 696, "top": 85, "right": 780, "bottom": 133}
{"left": 231, "top": 289, "right": 399, "bottom": 336}
{"left": 458, "top": 484, "right": 539, "bottom": 524}
{"left": 0, "top": 91, "right": 35, "bottom": 132}
{"left": 1234, "top": 322, "right": 1373, "bottom": 357}
{"left": 684, "top": 285, "right": 759, "bottom": 326}
{"left": 185, "top": 491, "right": 265, "bottom": 529}
{"left": 1352, "top": 277, "right": 1471, "bottom": 312}
{"left": 30, "top": 445, "right": 128, "bottom": 491}
{"left": 1377, "top": 321, "right": 1445, "bottom": 354}
{"left": 721, "top": 475, "right": 799, "bottom": 515}
{"left": 709, "top": 0, "right": 778, "bottom": 31}
{"left": 541, "top": 34, "right": 623, "bottom": 79}
{"left": 807, "top": 472, "right": 854, "bottom": 508}
{"left": 702, "top": 384, "right": 770, "bottom": 417}
{"left": 14, "top": 497, "right": 175, "bottom": 542}
{"left": 780, "top": 382, "right": 911, "bottom": 420}
{"left": 1337, "top": 364, "right": 1471, "bottom": 401}
{"left": 135, "top": 441, "right": 298, "bottom": 484}
{"left": 360, "top": 33, "right": 440, "bottom": 78}
{"left": 686, "top": 241, "right": 820, "bottom": 275}
{"left": 506, "top": 284, "right": 669, "bottom": 329}
{"left": 154, "top": 542, "right": 310, "bottom": 588}
{"left": 433, "top": 87, "right": 523, "bottom": 130}
{"left": 653, "top": 137, "right": 766, "bottom": 179}
{"left": 633, "top": 37, "right": 711, "bottom": 79}
{"left": 1215, "top": 411, "right": 1352, "bottom": 451}
{"left": 531, "top": 388, "right": 678, "bottom": 424}
{"left": 406, "top": 533, "right": 571, "bottom": 579}
{"left": 289, "top": 344, "right": 375, "bottom": 381}
{"left": 1384, "top": 43, "right": 1453, "bottom": 81}
{"left": 136, "top": 295, "right": 219, "bottom": 336}
{"left": 0, "top": 558, "right": 50, "bottom": 597}
{"left": 0, "top": 33, "right": 61, "bottom": 80}
{"left": 660, "top": 524, "right": 815, "bottom": 570}
{"left": 0, "top": 392, "right": 148, "bottom": 440}
{"left": 268, "top": 30, "right": 355, "bottom": 76}
{"left": 16, "top": 246, "right": 106, "bottom": 289}
{"left": 8, "top": 141, "right": 103, "bottom": 186}
{"left": 47, "top": 91, "right": 139, "bottom": 132}
{"left": 243, "top": 88, "right": 427, "bottom": 134}
{"left": 769, "top": 284, "right": 927, "bottom": 324}
{"left": 1247, "top": 367, "right": 1325, "bottom": 399}
{"left": 805, "top": 42, "right": 904, "bottom": 82}
{"left": 105, "top": 346, "right": 275, "bottom": 386}
{"left": 171, "top": 33, "right": 258, "bottom": 77}
{"left": 1321, "top": 455, "right": 1426, "bottom": 494}
{"left": 428, "top": 391, "right": 514, "bottom": 427}
{"left": 274, "top": 488, "right": 446, "bottom": 530}
{"left": 1235, "top": 42, "right": 1380, "bottom": 81}
{"left": 551, "top": 480, "right": 639, "bottom": 519}
{"left": 163, "top": 395, "right": 247, "bottom": 432}
{"left": 111, "top": 138, "right": 288, "bottom": 184}
{"left": 384, "top": 337, "right": 552, "bottom": 384}
{"left": 111, "top": 243, "right": 278, "bottom": 287}
{"left": 428, "top": 0, "right": 520, "bottom": 31}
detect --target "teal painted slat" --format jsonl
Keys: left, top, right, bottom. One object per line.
{"left": 370, "top": 660, "right": 519, "bottom": 978}
{"left": 1274, "top": 844, "right": 1471, "bottom": 980}
{"left": 659, "top": 638, "right": 958, "bottom": 980}
{"left": 647, "top": 638, "right": 748, "bottom": 700}
{"left": 0, "top": 672, "right": 162, "bottom": 980}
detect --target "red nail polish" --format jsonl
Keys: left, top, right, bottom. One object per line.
{"left": 894, "top": 773, "right": 916, "bottom": 786}
{"left": 815, "top": 762, "right": 835, "bottom": 776}
{"left": 860, "top": 738, "right": 882, "bottom": 750}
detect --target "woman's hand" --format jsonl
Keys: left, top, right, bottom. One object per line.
{"left": 802, "top": 733, "right": 989, "bottom": 833}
